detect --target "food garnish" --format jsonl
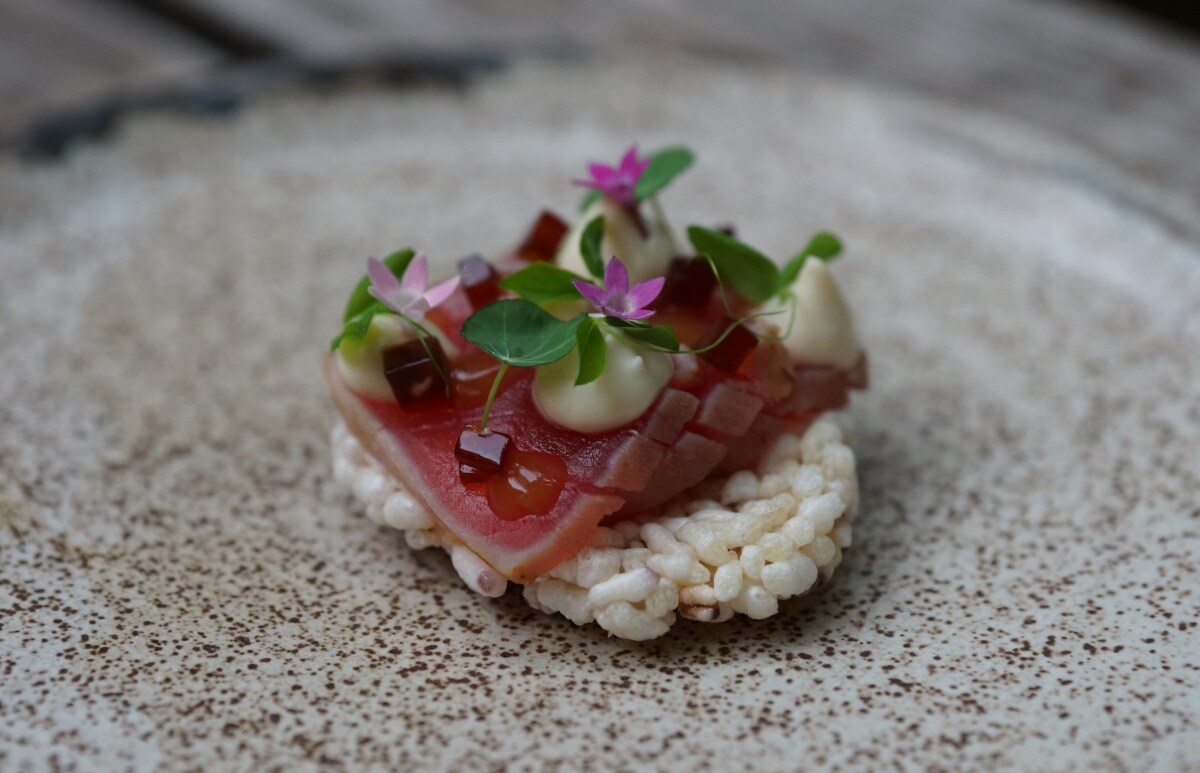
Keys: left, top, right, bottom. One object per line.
{"left": 574, "top": 145, "right": 695, "bottom": 212}
{"left": 572, "top": 256, "right": 664, "bottom": 321}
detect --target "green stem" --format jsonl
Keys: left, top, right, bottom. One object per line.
{"left": 478, "top": 363, "right": 509, "bottom": 431}
{"left": 399, "top": 314, "right": 451, "bottom": 396}
{"left": 780, "top": 292, "right": 798, "bottom": 339}
{"left": 749, "top": 292, "right": 798, "bottom": 343}
{"left": 702, "top": 255, "right": 739, "bottom": 318}
{"left": 690, "top": 255, "right": 795, "bottom": 347}
{"left": 685, "top": 306, "right": 789, "bottom": 354}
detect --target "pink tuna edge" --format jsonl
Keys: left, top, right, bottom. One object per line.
{"left": 325, "top": 356, "right": 625, "bottom": 582}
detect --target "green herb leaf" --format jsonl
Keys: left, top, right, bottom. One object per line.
{"left": 805, "top": 231, "right": 843, "bottom": 261}
{"left": 331, "top": 301, "right": 388, "bottom": 351}
{"left": 606, "top": 318, "right": 680, "bottom": 352}
{"left": 635, "top": 147, "right": 695, "bottom": 201}
{"left": 500, "top": 263, "right": 587, "bottom": 306}
{"left": 580, "top": 215, "right": 606, "bottom": 278}
{"left": 686, "top": 226, "right": 779, "bottom": 304}
{"left": 574, "top": 318, "right": 607, "bottom": 386}
{"left": 461, "top": 299, "right": 585, "bottom": 367}
{"left": 342, "top": 248, "right": 415, "bottom": 323}
{"left": 777, "top": 232, "right": 844, "bottom": 291}
{"left": 578, "top": 189, "right": 602, "bottom": 213}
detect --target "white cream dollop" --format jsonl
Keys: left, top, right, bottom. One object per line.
{"left": 533, "top": 328, "right": 673, "bottom": 433}
{"left": 335, "top": 313, "right": 457, "bottom": 400}
{"left": 555, "top": 198, "right": 676, "bottom": 283}
{"left": 779, "top": 259, "right": 861, "bottom": 368}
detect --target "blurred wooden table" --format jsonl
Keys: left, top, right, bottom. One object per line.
{"left": 4, "top": 0, "right": 1200, "bottom": 207}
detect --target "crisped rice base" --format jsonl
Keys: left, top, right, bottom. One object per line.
{"left": 331, "top": 414, "right": 857, "bottom": 641}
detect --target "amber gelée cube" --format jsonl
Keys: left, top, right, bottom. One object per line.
{"left": 695, "top": 318, "right": 759, "bottom": 372}
{"left": 455, "top": 427, "right": 511, "bottom": 484}
{"left": 515, "top": 210, "right": 569, "bottom": 262}
{"left": 657, "top": 257, "right": 717, "bottom": 309}
{"left": 457, "top": 254, "right": 502, "bottom": 308}
{"left": 382, "top": 338, "right": 450, "bottom": 407}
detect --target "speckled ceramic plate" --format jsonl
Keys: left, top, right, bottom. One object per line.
{"left": 2, "top": 60, "right": 1197, "bottom": 771}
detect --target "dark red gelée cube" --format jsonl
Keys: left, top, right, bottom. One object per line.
{"left": 455, "top": 426, "right": 511, "bottom": 484}
{"left": 382, "top": 338, "right": 450, "bottom": 407}
{"left": 457, "top": 254, "right": 502, "bottom": 309}
{"left": 657, "top": 257, "right": 717, "bottom": 309}
{"left": 695, "top": 318, "right": 759, "bottom": 372}
{"left": 458, "top": 463, "right": 488, "bottom": 486}
{"left": 515, "top": 210, "right": 569, "bottom": 262}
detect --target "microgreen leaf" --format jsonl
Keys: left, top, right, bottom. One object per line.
{"left": 342, "top": 249, "right": 415, "bottom": 323}
{"left": 686, "top": 226, "right": 779, "bottom": 304}
{"left": 331, "top": 301, "right": 388, "bottom": 351}
{"left": 777, "top": 231, "right": 844, "bottom": 291}
{"left": 500, "top": 263, "right": 587, "bottom": 306}
{"left": 804, "top": 231, "right": 843, "bottom": 261}
{"left": 606, "top": 318, "right": 680, "bottom": 352}
{"left": 635, "top": 147, "right": 695, "bottom": 201}
{"left": 578, "top": 188, "right": 602, "bottom": 213}
{"left": 574, "top": 318, "right": 607, "bottom": 386}
{"left": 461, "top": 299, "right": 585, "bottom": 367}
{"left": 579, "top": 215, "right": 606, "bottom": 279}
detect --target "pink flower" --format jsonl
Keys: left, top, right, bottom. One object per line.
{"left": 573, "top": 257, "right": 665, "bottom": 321}
{"left": 572, "top": 145, "right": 651, "bottom": 206}
{"left": 366, "top": 252, "right": 459, "bottom": 322}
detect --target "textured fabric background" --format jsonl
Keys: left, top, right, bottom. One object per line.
{"left": 1, "top": 60, "right": 1197, "bottom": 770}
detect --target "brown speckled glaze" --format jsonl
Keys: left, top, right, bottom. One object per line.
{"left": 1, "top": 61, "right": 1197, "bottom": 770}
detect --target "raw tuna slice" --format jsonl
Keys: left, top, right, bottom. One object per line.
{"left": 326, "top": 324, "right": 861, "bottom": 581}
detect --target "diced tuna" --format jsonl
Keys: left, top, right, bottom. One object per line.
{"left": 595, "top": 433, "right": 666, "bottom": 491}
{"left": 641, "top": 388, "right": 699, "bottom": 444}
{"left": 614, "top": 432, "right": 728, "bottom": 516}
{"left": 695, "top": 382, "right": 764, "bottom": 438}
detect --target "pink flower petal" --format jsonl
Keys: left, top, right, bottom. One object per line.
{"left": 619, "top": 146, "right": 639, "bottom": 174}
{"left": 621, "top": 308, "right": 656, "bottom": 320}
{"left": 401, "top": 252, "right": 429, "bottom": 296}
{"left": 599, "top": 299, "right": 629, "bottom": 318}
{"left": 625, "top": 276, "right": 665, "bottom": 309}
{"left": 588, "top": 163, "right": 618, "bottom": 185}
{"left": 621, "top": 145, "right": 650, "bottom": 181}
{"left": 573, "top": 279, "right": 608, "bottom": 307}
{"left": 366, "top": 257, "right": 406, "bottom": 312}
{"left": 422, "top": 275, "right": 460, "bottom": 309}
{"left": 604, "top": 257, "right": 630, "bottom": 295}
{"left": 405, "top": 298, "right": 430, "bottom": 320}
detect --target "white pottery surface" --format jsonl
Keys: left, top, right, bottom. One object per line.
{"left": 1, "top": 60, "right": 1197, "bottom": 771}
